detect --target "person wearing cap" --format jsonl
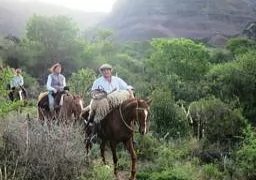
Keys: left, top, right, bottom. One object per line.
{"left": 46, "top": 63, "right": 66, "bottom": 112}
{"left": 91, "top": 63, "right": 134, "bottom": 96}
{"left": 9, "top": 68, "right": 26, "bottom": 101}
{"left": 87, "top": 63, "right": 134, "bottom": 142}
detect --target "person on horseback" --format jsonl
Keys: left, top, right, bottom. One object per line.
{"left": 87, "top": 63, "right": 134, "bottom": 142}
{"left": 46, "top": 63, "right": 67, "bottom": 112}
{"left": 9, "top": 68, "right": 27, "bottom": 101}
{"left": 92, "top": 63, "right": 134, "bottom": 95}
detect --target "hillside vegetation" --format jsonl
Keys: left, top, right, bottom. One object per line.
{"left": 0, "top": 14, "right": 256, "bottom": 180}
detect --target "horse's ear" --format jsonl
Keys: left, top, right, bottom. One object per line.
{"left": 146, "top": 99, "right": 152, "bottom": 105}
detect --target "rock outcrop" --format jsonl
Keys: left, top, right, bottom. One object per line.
{"left": 98, "top": 0, "right": 256, "bottom": 41}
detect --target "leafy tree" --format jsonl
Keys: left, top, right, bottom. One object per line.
{"left": 189, "top": 97, "right": 247, "bottom": 146}
{"left": 226, "top": 38, "right": 256, "bottom": 56}
{"left": 68, "top": 68, "right": 96, "bottom": 103}
{"left": 206, "top": 50, "right": 256, "bottom": 123}
{"left": 23, "top": 15, "right": 84, "bottom": 80}
{"left": 148, "top": 38, "right": 210, "bottom": 81}
{"left": 145, "top": 38, "right": 211, "bottom": 103}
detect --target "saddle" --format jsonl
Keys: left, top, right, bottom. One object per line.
{"left": 38, "top": 91, "right": 67, "bottom": 111}
{"left": 89, "top": 89, "right": 130, "bottom": 123}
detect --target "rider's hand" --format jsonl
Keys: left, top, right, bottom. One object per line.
{"left": 53, "top": 89, "right": 58, "bottom": 93}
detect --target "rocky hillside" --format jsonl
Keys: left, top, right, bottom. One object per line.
{"left": 0, "top": 0, "right": 106, "bottom": 36}
{"left": 98, "top": 0, "right": 256, "bottom": 41}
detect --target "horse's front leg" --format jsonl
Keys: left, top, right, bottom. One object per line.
{"left": 124, "top": 138, "right": 137, "bottom": 180}
{"left": 110, "top": 141, "right": 119, "bottom": 179}
{"left": 100, "top": 140, "right": 107, "bottom": 164}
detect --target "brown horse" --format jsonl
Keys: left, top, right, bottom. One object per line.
{"left": 37, "top": 91, "right": 83, "bottom": 124}
{"left": 58, "top": 94, "right": 84, "bottom": 124}
{"left": 84, "top": 98, "right": 151, "bottom": 180}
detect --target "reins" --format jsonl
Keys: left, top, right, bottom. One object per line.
{"left": 119, "top": 99, "right": 145, "bottom": 132}
{"left": 119, "top": 103, "right": 135, "bottom": 131}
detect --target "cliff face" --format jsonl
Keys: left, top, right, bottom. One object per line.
{"left": 0, "top": 0, "right": 106, "bottom": 36}
{"left": 99, "top": 0, "right": 256, "bottom": 41}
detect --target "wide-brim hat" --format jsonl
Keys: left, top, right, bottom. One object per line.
{"left": 99, "top": 64, "right": 112, "bottom": 72}
{"left": 49, "top": 63, "right": 61, "bottom": 72}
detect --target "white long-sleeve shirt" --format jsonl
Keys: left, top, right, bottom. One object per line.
{"left": 46, "top": 73, "right": 66, "bottom": 91}
{"left": 10, "top": 75, "right": 24, "bottom": 88}
{"left": 91, "top": 76, "right": 129, "bottom": 93}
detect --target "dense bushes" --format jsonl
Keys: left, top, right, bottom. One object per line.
{"left": 189, "top": 97, "right": 247, "bottom": 146}
{"left": 236, "top": 126, "right": 256, "bottom": 180}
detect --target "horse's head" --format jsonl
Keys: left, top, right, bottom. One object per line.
{"left": 135, "top": 99, "right": 152, "bottom": 135}
{"left": 71, "top": 95, "right": 84, "bottom": 118}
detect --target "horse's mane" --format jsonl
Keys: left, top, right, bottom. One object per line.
{"left": 89, "top": 90, "right": 130, "bottom": 122}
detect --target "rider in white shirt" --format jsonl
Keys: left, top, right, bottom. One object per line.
{"left": 91, "top": 63, "right": 133, "bottom": 96}
{"left": 9, "top": 68, "right": 26, "bottom": 101}
{"left": 10, "top": 68, "right": 24, "bottom": 89}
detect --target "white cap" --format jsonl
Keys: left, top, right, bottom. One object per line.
{"left": 99, "top": 64, "right": 112, "bottom": 71}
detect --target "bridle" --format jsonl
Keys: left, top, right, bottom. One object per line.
{"left": 119, "top": 99, "right": 148, "bottom": 132}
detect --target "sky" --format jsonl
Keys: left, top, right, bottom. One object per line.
{"left": 18, "top": 0, "right": 116, "bottom": 12}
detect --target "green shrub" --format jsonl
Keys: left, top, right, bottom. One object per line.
{"left": 189, "top": 97, "right": 247, "bottom": 146}
{"left": 135, "top": 133, "right": 160, "bottom": 161}
{"left": 200, "top": 164, "right": 224, "bottom": 180}
{"left": 209, "top": 48, "right": 233, "bottom": 64}
{"left": 226, "top": 38, "right": 256, "bottom": 56}
{"left": 236, "top": 125, "right": 256, "bottom": 179}
{"left": 68, "top": 68, "right": 96, "bottom": 102}
{"left": 0, "top": 66, "right": 22, "bottom": 116}
{"left": 81, "top": 163, "right": 114, "bottom": 180}
{"left": 150, "top": 87, "right": 190, "bottom": 139}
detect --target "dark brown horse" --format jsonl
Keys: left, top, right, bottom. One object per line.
{"left": 84, "top": 98, "right": 151, "bottom": 180}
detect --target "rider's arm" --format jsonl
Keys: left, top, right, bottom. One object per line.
{"left": 19, "top": 76, "right": 24, "bottom": 86}
{"left": 91, "top": 78, "right": 100, "bottom": 91}
{"left": 46, "top": 74, "right": 56, "bottom": 91}
{"left": 117, "top": 77, "right": 134, "bottom": 98}
{"left": 117, "top": 77, "right": 128, "bottom": 90}
{"left": 63, "top": 76, "right": 66, "bottom": 87}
